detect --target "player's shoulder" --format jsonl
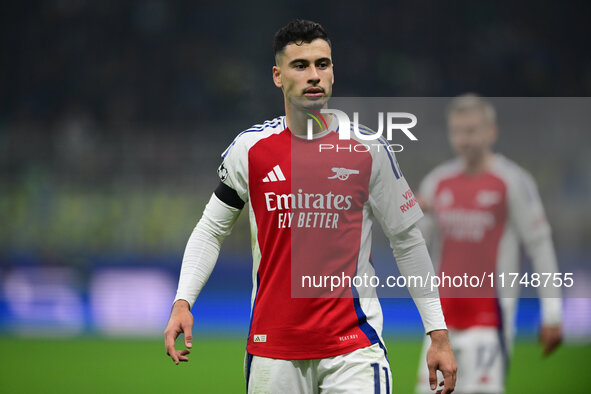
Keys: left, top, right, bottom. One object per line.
{"left": 490, "top": 154, "right": 537, "bottom": 186}
{"left": 348, "top": 123, "right": 406, "bottom": 179}
{"left": 489, "top": 154, "right": 544, "bottom": 203}
{"left": 347, "top": 122, "right": 398, "bottom": 162}
{"left": 221, "top": 116, "right": 286, "bottom": 158}
{"left": 423, "top": 158, "right": 464, "bottom": 185}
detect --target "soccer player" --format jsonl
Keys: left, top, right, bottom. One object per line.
{"left": 415, "top": 95, "right": 563, "bottom": 394}
{"left": 164, "top": 19, "right": 456, "bottom": 393}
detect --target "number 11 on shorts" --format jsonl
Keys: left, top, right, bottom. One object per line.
{"left": 371, "top": 363, "right": 390, "bottom": 393}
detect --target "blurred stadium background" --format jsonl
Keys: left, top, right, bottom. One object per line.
{"left": 1, "top": 1, "right": 590, "bottom": 393}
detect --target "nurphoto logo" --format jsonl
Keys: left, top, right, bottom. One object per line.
{"left": 305, "top": 108, "right": 418, "bottom": 140}
{"left": 305, "top": 108, "right": 418, "bottom": 153}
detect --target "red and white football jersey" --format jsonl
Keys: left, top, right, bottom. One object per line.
{"left": 220, "top": 116, "right": 423, "bottom": 359}
{"left": 419, "top": 155, "right": 552, "bottom": 336}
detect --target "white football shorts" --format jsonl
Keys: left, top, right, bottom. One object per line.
{"left": 245, "top": 343, "right": 392, "bottom": 393}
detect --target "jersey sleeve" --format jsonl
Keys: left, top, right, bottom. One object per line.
{"left": 506, "top": 167, "right": 562, "bottom": 324}
{"left": 174, "top": 193, "right": 242, "bottom": 308}
{"left": 368, "top": 147, "right": 423, "bottom": 238}
{"left": 390, "top": 225, "right": 447, "bottom": 333}
{"left": 218, "top": 139, "right": 249, "bottom": 203}
{"left": 507, "top": 167, "right": 551, "bottom": 245}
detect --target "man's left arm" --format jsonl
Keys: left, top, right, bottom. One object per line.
{"left": 367, "top": 147, "right": 456, "bottom": 393}
{"left": 508, "top": 170, "right": 562, "bottom": 356}
{"left": 522, "top": 232, "right": 563, "bottom": 356}
{"left": 390, "top": 224, "right": 457, "bottom": 393}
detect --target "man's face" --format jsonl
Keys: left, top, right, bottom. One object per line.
{"left": 448, "top": 110, "right": 496, "bottom": 163}
{"left": 273, "top": 38, "right": 334, "bottom": 110}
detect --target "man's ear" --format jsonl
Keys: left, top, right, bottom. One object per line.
{"left": 331, "top": 63, "right": 335, "bottom": 85}
{"left": 272, "top": 65, "right": 282, "bottom": 88}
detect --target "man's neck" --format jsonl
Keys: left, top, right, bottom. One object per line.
{"left": 285, "top": 103, "right": 328, "bottom": 137}
{"left": 463, "top": 151, "right": 494, "bottom": 175}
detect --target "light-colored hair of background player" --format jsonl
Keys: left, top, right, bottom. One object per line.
{"left": 446, "top": 94, "right": 497, "bottom": 124}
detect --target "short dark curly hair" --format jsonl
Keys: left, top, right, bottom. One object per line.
{"left": 273, "top": 19, "right": 331, "bottom": 56}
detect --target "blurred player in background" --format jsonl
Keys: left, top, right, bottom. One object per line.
{"left": 164, "top": 19, "right": 457, "bottom": 393}
{"left": 415, "top": 95, "right": 563, "bottom": 393}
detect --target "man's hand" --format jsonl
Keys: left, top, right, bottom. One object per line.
{"left": 426, "top": 330, "right": 457, "bottom": 394}
{"left": 164, "top": 299, "right": 194, "bottom": 365}
{"left": 539, "top": 324, "right": 562, "bottom": 356}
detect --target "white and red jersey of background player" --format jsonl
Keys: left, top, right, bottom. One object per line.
{"left": 419, "top": 155, "right": 561, "bottom": 348}
{"left": 220, "top": 115, "right": 425, "bottom": 360}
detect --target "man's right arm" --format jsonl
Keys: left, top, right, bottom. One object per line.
{"left": 164, "top": 183, "right": 244, "bottom": 364}
{"left": 174, "top": 183, "right": 244, "bottom": 308}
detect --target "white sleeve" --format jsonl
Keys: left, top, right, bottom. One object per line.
{"left": 390, "top": 224, "right": 447, "bottom": 333}
{"left": 173, "top": 193, "right": 242, "bottom": 309}
{"left": 507, "top": 168, "right": 551, "bottom": 244}
{"left": 369, "top": 148, "right": 423, "bottom": 238}
{"left": 218, "top": 137, "right": 249, "bottom": 202}
{"left": 507, "top": 169, "right": 562, "bottom": 325}
{"left": 526, "top": 236, "right": 563, "bottom": 325}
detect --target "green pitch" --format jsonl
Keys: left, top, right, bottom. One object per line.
{"left": 0, "top": 337, "right": 587, "bottom": 393}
